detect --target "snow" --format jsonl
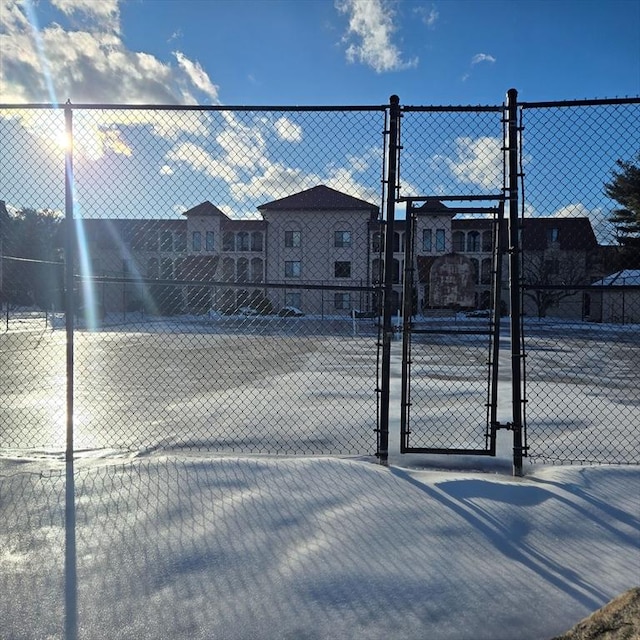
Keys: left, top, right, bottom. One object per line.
{"left": 1, "top": 450, "right": 638, "bottom": 640}
{"left": 1, "top": 315, "right": 638, "bottom": 638}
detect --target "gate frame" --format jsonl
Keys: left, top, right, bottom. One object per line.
{"left": 398, "top": 195, "right": 507, "bottom": 457}
{"left": 378, "top": 90, "right": 526, "bottom": 475}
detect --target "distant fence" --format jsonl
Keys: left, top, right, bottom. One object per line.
{"left": 1, "top": 92, "right": 639, "bottom": 466}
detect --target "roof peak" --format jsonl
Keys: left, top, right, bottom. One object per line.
{"left": 258, "top": 185, "right": 379, "bottom": 213}
{"left": 182, "top": 201, "right": 230, "bottom": 218}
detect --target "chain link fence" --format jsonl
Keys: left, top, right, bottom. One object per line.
{"left": 518, "top": 99, "right": 640, "bottom": 464}
{"left": 1, "top": 105, "right": 387, "bottom": 455}
{"left": 1, "top": 96, "right": 639, "bottom": 465}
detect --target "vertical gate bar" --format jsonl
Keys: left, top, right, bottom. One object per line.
{"left": 399, "top": 203, "right": 414, "bottom": 453}
{"left": 488, "top": 201, "right": 506, "bottom": 454}
{"left": 506, "top": 88, "right": 524, "bottom": 476}
{"left": 64, "top": 101, "right": 75, "bottom": 462}
{"left": 378, "top": 94, "right": 401, "bottom": 465}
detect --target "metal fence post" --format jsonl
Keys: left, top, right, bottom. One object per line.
{"left": 506, "top": 89, "right": 525, "bottom": 476}
{"left": 378, "top": 94, "right": 401, "bottom": 465}
{"left": 64, "top": 101, "right": 75, "bottom": 462}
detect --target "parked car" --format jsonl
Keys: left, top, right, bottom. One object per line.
{"left": 237, "top": 306, "right": 260, "bottom": 316}
{"left": 278, "top": 306, "right": 304, "bottom": 317}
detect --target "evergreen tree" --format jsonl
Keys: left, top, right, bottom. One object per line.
{"left": 605, "top": 155, "right": 640, "bottom": 267}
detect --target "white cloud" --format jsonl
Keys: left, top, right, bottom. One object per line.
{"left": 443, "top": 136, "right": 503, "bottom": 189}
{"left": 0, "top": 1, "right": 218, "bottom": 106}
{"left": 415, "top": 5, "right": 439, "bottom": 28}
{"left": 166, "top": 142, "right": 238, "bottom": 182}
{"left": 274, "top": 117, "right": 303, "bottom": 143}
{"left": 336, "top": 0, "right": 418, "bottom": 73}
{"left": 50, "top": 0, "right": 121, "bottom": 33}
{"left": 160, "top": 165, "right": 174, "bottom": 176}
{"left": 471, "top": 53, "right": 496, "bottom": 65}
{"left": 174, "top": 51, "right": 220, "bottom": 104}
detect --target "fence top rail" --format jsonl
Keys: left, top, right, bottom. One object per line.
{"left": 401, "top": 104, "right": 503, "bottom": 113}
{"left": 519, "top": 96, "right": 640, "bottom": 109}
{"left": 0, "top": 102, "right": 388, "bottom": 113}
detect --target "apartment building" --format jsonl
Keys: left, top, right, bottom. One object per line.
{"left": 79, "top": 184, "right": 601, "bottom": 319}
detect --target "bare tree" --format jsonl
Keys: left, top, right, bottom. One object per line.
{"left": 522, "top": 251, "right": 590, "bottom": 318}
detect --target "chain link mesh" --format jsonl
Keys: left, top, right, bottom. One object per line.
{"left": 1, "top": 105, "right": 386, "bottom": 455}
{"left": 396, "top": 107, "right": 504, "bottom": 451}
{"left": 1, "top": 99, "right": 639, "bottom": 464}
{"left": 520, "top": 101, "right": 640, "bottom": 464}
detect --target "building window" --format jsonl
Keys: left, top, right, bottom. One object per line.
{"left": 222, "top": 257, "right": 235, "bottom": 281}
{"left": 285, "top": 261, "right": 301, "bottom": 278}
{"left": 192, "top": 231, "right": 201, "bottom": 251}
{"left": 285, "top": 230, "right": 301, "bottom": 248}
{"left": 237, "top": 231, "right": 250, "bottom": 251}
{"left": 466, "top": 231, "right": 480, "bottom": 252}
{"left": 160, "top": 230, "right": 173, "bottom": 252}
{"left": 223, "top": 231, "right": 234, "bottom": 252}
{"left": 372, "top": 258, "right": 383, "bottom": 284}
{"left": 452, "top": 231, "right": 465, "bottom": 253}
{"left": 547, "top": 227, "right": 559, "bottom": 245}
{"left": 251, "top": 231, "right": 263, "bottom": 252}
{"left": 393, "top": 232, "right": 403, "bottom": 253}
{"left": 206, "top": 231, "right": 215, "bottom": 251}
{"left": 334, "top": 230, "right": 352, "bottom": 248}
{"left": 251, "top": 258, "right": 263, "bottom": 283}
{"left": 285, "top": 292, "right": 301, "bottom": 309}
{"left": 334, "top": 292, "right": 351, "bottom": 310}
{"left": 237, "top": 257, "right": 249, "bottom": 283}
{"left": 481, "top": 258, "right": 492, "bottom": 285}
{"left": 334, "top": 261, "right": 351, "bottom": 278}
{"left": 371, "top": 231, "right": 384, "bottom": 252}
{"left": 422, "top": 229, "right": 432, "bottom": 252}
{"left": 435, "top": 229, "right": 445, "bottom": 252}
{"left": 175, "top": 231, "right": 187, "bottom": 252}
{"left": 482, "top": 230, "right": 492, "bottom": 252}
{"left": 392, "top": 258, "right": 401, "bottom": 284}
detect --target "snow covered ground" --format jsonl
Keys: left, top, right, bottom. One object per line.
{"left": 1, "top": 313, "right": 638, "bottom": 639}
{"left": 1, "top": 450, "right": 638, "bottom": 640}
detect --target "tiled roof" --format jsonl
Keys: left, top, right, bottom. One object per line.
{"left": 258, "top": 185, "right": 379, "bottom": 213}
{"left": 182, "top": 201, "right": 230, "bottom": 219}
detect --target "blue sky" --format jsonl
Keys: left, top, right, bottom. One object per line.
{"left": 1, "top": 0, "right": 638, "bottom": 106}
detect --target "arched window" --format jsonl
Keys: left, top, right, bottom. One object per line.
{"left": 452, "top": 231, "right": 465, "bottom": 252}
{"left": 482, "top": 230, "right": 493, "bottom": 252}
{"left": 251, "top": 231, "right": 263, "bottom": 251}
{"left": 251, "top": 258, "right": 263, "bottom": 283}
{"left": 466, "top": 231, "right": 480, "bottom": 252}
{"left": 222, "top": 257, "right": 235, "bottom": 282}
{"left": 371, "top": 232, "right": 384, "bottom": 252}
{"left": 236, "top": 232, "right": 250, "bottom": 251}
{"left": 372, "top": 258, "right": 384, "bottom": 284}
{"left": 222, "top": 232, "right": 234, "bottom": 252}
{"left": 237, "top": 258, "right": 249, "bottom": 283}
{"left": 470, "top": 258, "right": 480, "bottom": 285}
{"left": 392, "top": 258, "right": 401, "bottom": 284}
{"left": 393, "top": 232, "right": 402, "bottom": 253}
{"left": 481, "top": 258, "right": 492, "bottom": 284}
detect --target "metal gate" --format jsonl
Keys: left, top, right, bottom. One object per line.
{"left": 377, "top": 92, "right": 525, "bottom": 473}
{"left": 398, "top": 196, "right": 506, "bottom": 456}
